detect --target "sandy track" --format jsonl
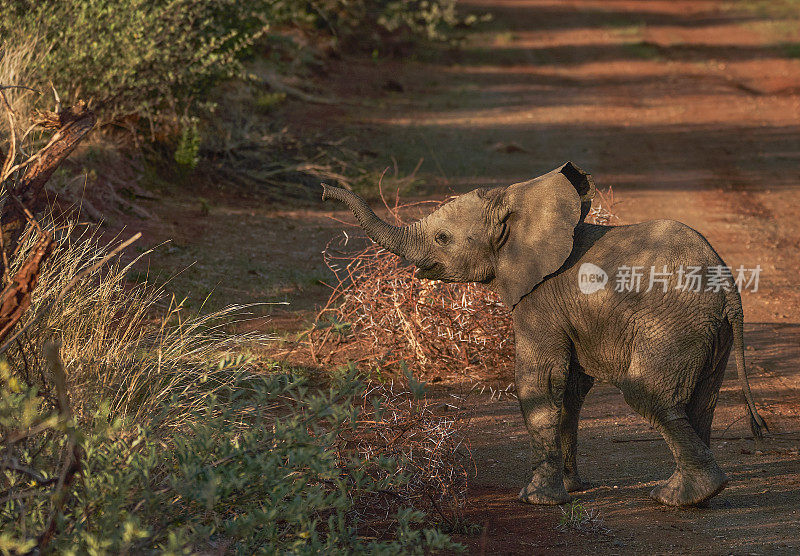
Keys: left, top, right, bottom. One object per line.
{"left": 302, "top": 1, "right": 800, "bottom": 552}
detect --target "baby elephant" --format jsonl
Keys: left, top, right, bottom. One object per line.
{"left": 322, "top": 162, "right": 767, "bottom": 507}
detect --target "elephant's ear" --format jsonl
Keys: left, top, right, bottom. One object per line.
{"left": 492, "top": 161, "right": 594, "bottom": 308}
{"left": 561, "top": 160, "right": 596, "bottom": 221}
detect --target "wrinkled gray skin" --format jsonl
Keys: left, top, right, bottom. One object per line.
{"left": 322, "top": 162, "right": 767, "bottom": 507}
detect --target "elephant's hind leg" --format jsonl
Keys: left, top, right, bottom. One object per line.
{"left": 648, "top": 410, "right": 728, "bottom": 507}
{"left": 624, "top": 338, "right": 727, "bottom": 507}
{"left": 561, "top": 363, "right": 594, "bottom": 492}
{"left": 687, "top": 326, "right": 732, "bottom": 447}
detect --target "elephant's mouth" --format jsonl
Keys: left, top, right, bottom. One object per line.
{"left": 415, "top": 262, "right": 446, "bottom": 280}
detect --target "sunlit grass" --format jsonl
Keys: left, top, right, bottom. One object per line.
{"left": 7, "top": 220, "right": 273, "bottom": 430}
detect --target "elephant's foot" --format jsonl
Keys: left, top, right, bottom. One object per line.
{"left": 518, "top": 481, "right": 570, "bottom": 505}
{"left": 649, "top": 464, "right": 728, "bottom": 507}
{"left": 563, "top": 473, "right": 591, "bottom": 493}
{"left": 519, "top": 458, "right": 571, "bottom": 505}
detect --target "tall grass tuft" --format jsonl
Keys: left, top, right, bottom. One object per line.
{"left": 5, "top": 220, "right": 271, "bottom": 430}
{"left": 0, "top": 37, "right": 42, "bottom": 134}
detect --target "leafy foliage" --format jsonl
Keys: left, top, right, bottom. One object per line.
{"left": 0, "top": 0, "right": 476, "bottom": 127}
{"left": 312, "top": 0, "right": 478, "bottom": 45}
{"left": 0, "top": 362, "right": 462, "bottom": 554}
{"left": 174, "top": 119, "right": 201, "bottom": 170}
{"left": 0, "top": 0, "right": 283, "bottom": 123}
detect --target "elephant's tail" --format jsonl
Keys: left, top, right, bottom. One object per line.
{"left": 724, "top": 287, "right": 768, "bottom": 439}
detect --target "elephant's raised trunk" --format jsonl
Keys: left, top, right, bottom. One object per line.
{"left": 321, "top": 183, "right": 424, "bottom": 262}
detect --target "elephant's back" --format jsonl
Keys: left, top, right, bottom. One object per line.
{"left": 535, "top": 219, "right": 733, "bottom": 381}
{"left": 582, "top": 219, "right": 724, "bottom": 268}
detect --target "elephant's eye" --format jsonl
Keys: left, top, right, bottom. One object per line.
{"left": 435, "top": 231, "right": 451, "bottom": 246}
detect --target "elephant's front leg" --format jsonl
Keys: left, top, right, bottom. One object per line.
{"left": 561, "top": 366, "right": 594, "bottom": 492}
{"left": 516, "top": 357, "right": 571, "bottom": 505}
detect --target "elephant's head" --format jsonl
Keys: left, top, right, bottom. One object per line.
{"left": 322, "top": 162, "right": 595, "bottom": 308}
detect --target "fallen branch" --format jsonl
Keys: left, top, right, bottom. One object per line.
{"left": 0, "top": 234, "right": 54, "bottom": 344}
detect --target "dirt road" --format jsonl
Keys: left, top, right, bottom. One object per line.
{"left": 305, "top": 1, "right": 800, "bottom": 553}
{"left": 144, "top": 0, "right": 800, "bottom": 553}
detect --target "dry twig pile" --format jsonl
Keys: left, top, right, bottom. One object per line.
{"left": 340, "top": 380, "right": 471, "bottom": 529}
{"left": 311, "top": 235, "right": 513, "bottom": 381}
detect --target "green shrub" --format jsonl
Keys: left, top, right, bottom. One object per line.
{"left": 312, "top": 0, "right": 468, "bottom": 44}
{"left": 174, "top": 119, "right": 201, "bottom": 170}
{"left": 0, "top": 362, "right": 461, "bottom": 554}
{"left": 377, "top": 0, "right": 466, "bottom": 41}
{"left": 255, "top": 92, "right": 288, "bottom": 112}
{"left": 0, "top": 0, "right": 475, "bottom": 128}
{"left": 0, "top": 0, "right": 291, "bottom": 124}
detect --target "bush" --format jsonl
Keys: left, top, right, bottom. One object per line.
{"left": 0, "top": 0, "right": 290, "bottom": 125}
{"left": 312, "top": 0, "right": 472, "bottom": 45}
{"left": 0, "top": 361, "right": 463, "bottom": 554}
{"left": 0, "top": 0, "right": 476, "bottom": 128}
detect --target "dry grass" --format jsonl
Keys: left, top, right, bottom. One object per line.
{"left": 307, "top": 187, "right": 620, "bottom": 383}
{"left": 587, "top": 186, "right": 621, "bottom": 226}
{"left": 0, "top": 38, "right": 44, "bottom": 136}
{"left": 4, "top": 220, "right": 272, "bottom": 430}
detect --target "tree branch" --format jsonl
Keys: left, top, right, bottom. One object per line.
{"left": 1, "top": 101, "right": 96, "bottom": 271}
